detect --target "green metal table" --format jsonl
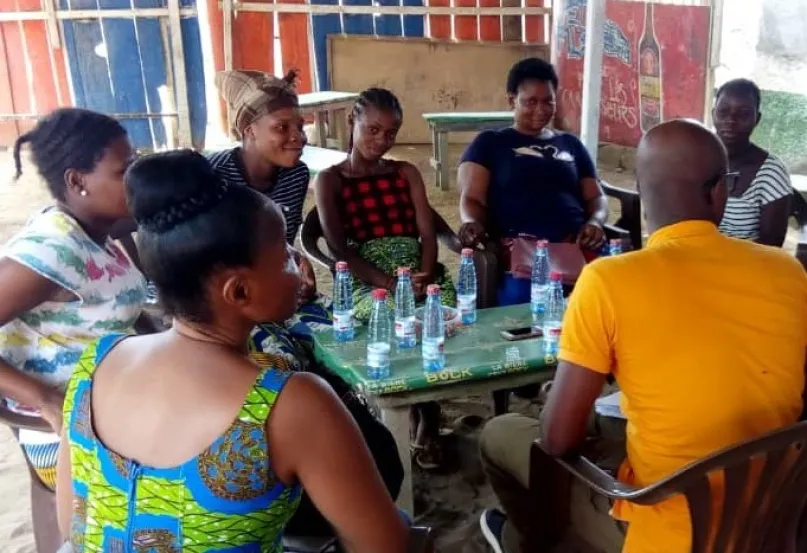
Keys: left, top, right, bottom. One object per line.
{"left": 299, "top": 91, "right": 359, "bottom": 152}
{"left": 422, "top": 111, "right": 514, "bottom": 190}
{"left": 313, "top": 304, "right": 556, "bottom": 513}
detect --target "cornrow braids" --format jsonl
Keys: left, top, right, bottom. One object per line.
{"left": 348, "top": 87, "right": 403, "bottom": 152}
{"left": 138, "top": 180, "right": 231, "bottom": 233}
{"left": 12, "top": 108, "right": 127, "bottom": 201}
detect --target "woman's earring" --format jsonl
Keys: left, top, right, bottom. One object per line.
{"left": 80, "top": 190, "right": 88, "bottom": 197}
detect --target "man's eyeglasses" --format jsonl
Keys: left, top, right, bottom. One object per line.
{"left": 704, "top": 171, "right": 741, "bottom": 194}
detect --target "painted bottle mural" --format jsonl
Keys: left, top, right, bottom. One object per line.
{"left": 638, "top": 1, "right": 662, "bottom": 132}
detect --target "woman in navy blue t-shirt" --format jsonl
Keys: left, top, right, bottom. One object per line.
{"left": 458, "top": 57, "right": 609, "bottom": 305}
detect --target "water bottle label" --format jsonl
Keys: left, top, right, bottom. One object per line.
{"left": 423, "top": 338, "right": 444, "bottom": 359}
{"left": 395, "top": 318, "right": 416, "bottom": 345}
{"left": 545, "top": 326, "right": 562, "bottom": 339}
{"left": 367, "top": 344, "right": 390, "bottom": 369}
{"left": 333, "top": 311, "right": 353, "bottom": 332}
{"left": 457, "top": 296, "right": 476, "bottom": 324}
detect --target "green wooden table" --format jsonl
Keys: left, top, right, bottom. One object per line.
{"left": 299, "top": 91, "right": 359, "bottom": 152}
{"left": 313, "top": 304, "right": 556, "bottom": 513}
{"left": 422, "top": 111, "right": 514, "bottom": 190}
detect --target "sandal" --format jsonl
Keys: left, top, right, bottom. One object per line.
{"left": 410, "top": 442, "right": 442, "bottom": 471}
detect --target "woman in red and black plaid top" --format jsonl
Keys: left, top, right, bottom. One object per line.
{"left": 313, "top": 88, "right": 456, "bottom": 319}
{"left": 313, "top": 88, "right": 456, "bottom": 469}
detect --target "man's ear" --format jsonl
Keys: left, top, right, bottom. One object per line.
{"left": 507, "top": 93, "right": 516, "bottom": 110}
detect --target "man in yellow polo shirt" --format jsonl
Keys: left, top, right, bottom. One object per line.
{"left": 478, "top": 119, "right": 807, "bottom": 553}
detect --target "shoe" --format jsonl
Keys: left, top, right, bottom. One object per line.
{"left": 479, "top": 508, "right": 507, "bottom": 553}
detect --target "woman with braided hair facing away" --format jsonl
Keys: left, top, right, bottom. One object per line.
{"left": 55, "top": 150, "right": 410, "bottom": 553}
{"left": 205, "top": 71, "right": 405, "bottom": 537}
{"left": 313, "top": 87, "right": 455, "bottom": 470}
{"left": 0, "top": 108, "right": 149, "bottom": 552}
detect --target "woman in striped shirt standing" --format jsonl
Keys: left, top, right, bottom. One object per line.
{"left": 714, "top": 78, "right": 794, "bottom": 247}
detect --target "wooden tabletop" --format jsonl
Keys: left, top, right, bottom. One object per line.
{"left": 298, "top": 91, "right": 359, "bottom": 107}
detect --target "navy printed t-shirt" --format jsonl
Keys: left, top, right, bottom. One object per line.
{"left": 460, "top": 128, "right": 596, "bottom": 242}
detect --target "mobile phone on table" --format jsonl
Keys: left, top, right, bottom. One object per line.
{"left": 500, "top": 326, "right": 542, "bottom": 341}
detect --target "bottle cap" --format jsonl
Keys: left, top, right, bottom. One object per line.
{"left": 609, "top": 239, "right": 622, "bottom": 246}
{"left": 427, "top": 284, "right": 441, "bottom": 295}
{"left": 461, "top": 248, "right": 474, "bottom": 257}
{"left": 336, "top": 261, "right": 348, "bottom": 271}
{"left": 372, "top": 289, "right": 388, "bottom": 301}
{"left": 397, "top": 267, "right": 411, "bottom": 276}
{"left": 536, "top": 239, "right": 549, "bottom": 248}
{"left": 549, "top": 271, "right": 563, "bottom": 281}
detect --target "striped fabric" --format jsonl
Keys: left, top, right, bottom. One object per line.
{"left": 207, "top": 147, "right": 310, "bottom": 244}
{"left": 18, "top": 428, "right": 60, "bottom": 490}
{"left": 719, "top": 155, "right": 793, "bottom": 241}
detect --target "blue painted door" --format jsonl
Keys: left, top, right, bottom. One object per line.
{"left": 60, "top": 0, "right": 206, "bottom": 150}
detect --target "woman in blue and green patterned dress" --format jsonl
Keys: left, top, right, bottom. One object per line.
{"left": 55, "top": 150, "right": 408, "bottom": 552}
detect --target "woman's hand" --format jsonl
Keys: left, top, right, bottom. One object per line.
{"left": 458, "top": 222, "right": 486, "bottom": 249}
{"left": 40, "top": 388, "right": 65, "bottom": 435}
{"left": 411, "top": 272, "right": 432, "bottom": 300}
{"left": 577, "top": 220, "right": 606, "bottom": 251}
{"left": 296, "top": 254, "right": 317, "bottom": 306}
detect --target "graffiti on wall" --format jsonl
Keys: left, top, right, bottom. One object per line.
{"left": 555, "top": 0, "right": 711, "bottom": 147}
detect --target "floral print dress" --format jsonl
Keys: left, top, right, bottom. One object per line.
{"left": 0, "top": 208, "right": 146, "bottom": 488}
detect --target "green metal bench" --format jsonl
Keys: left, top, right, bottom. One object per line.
{"left": 422, "top": 111, "right": 514, "bottom": 190}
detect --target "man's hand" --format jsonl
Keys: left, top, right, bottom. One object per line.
{"left": 458, "top": 222, "right": 486, "bottom": 249}
{"left": 577, "top": 220, "right": 606, "bottom": 251}
{"left": 298, "top": 255, "right": 317, "bottom": 305}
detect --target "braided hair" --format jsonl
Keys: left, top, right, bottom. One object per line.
{"left": 13, "top": 108, "right": 127, "bottom": 200}
{"left": 348, "top": 87, "right": 403, "bottom": 152}
{"left": 126, "top": 150, "right": 279, "bottom": 322}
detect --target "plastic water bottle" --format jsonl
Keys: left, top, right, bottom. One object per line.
{"left": 394, "top": 267, "right": 417, "bottom": 349}
{"left": 367, "top": 289, "right": 392, "bottom": 379}
{"left": 542, "top": 271, "right": 565, "bottom": 356}
{"left": 608, "top": 238, "right": 623, "bottom": 256}
{"left": 332, "top": 261, "right": 354, "bottom": 342}
{"left": 421, "top": 285, "right": 446, "bottom": 372}
{"left": 457, "top": 248, "right": 478, "bottom": 325}
{"left": 531, "top": 240, "right": 550, "bottom": 332}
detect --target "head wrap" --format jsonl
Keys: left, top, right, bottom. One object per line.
{"left": 215, "top": 69, "right": 300, "bottom": 139}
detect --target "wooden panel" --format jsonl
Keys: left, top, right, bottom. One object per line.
{"left": 102, "top": 17, "right": 153, "bottom": 147}
{"left": 501, "top": 0, "right": 522, "bottom": 42}
{"left": 402, "top": 0, "right": 425, "bottom": 37}
{"left": 375, "top": 0, "right": 403, "bottom": 37}
{"left": 426, "top": 0, "right": 450, "bottom": 39}
{"left": 134, "top": 17, "right": 168, "bottom": 148}
{"left": 342, "top": 0, "right": 374, "bottom": 35}
{"left": 454, "top": 0, "right": 477, "bottom": 40}
{"left": 329, "top": 35, "right": 549, "bottom": 143}
{"left": 479, "top": 0, "right": 501, "bottom": 41}
{"left": 278, "top": 0, "right": 313, "bottom": 92}
{"left": 525, "top": 0, "right": 546, "bottom": 43}
{"left": 18, "top": 0, "right": 64, "bottom": 116}
{"left": 311, "top": 0, "right": 341, "bottom": 90}
{"left": 233, "top": 0, "right": 273, "bottom": 72}
{"left": 0, "top": 23, "right": 20, "bottom": 142}
{"left": 179, "top": 16, "right": 208, "bottom": 149}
